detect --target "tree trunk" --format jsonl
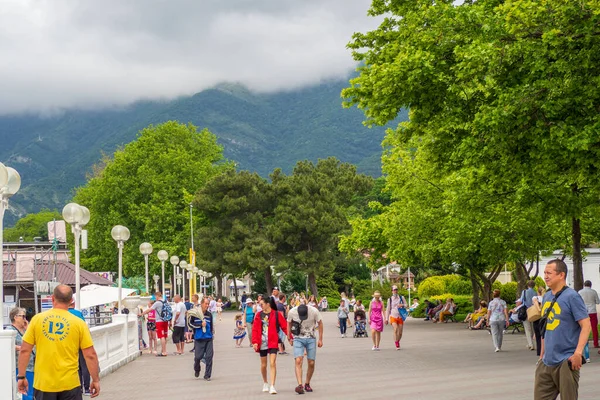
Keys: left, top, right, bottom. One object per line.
{"left": 477, "top": 264, "right": 503, "bottom": 303}
{"left": 233, "top": 275, "right": 239, "bottom": 304}
{"left": 515, "top": 261, "right": 528, "bottom": 295}
{"left": 469, "top": 269, "right": 481, "bottom": 310}
{"left": 308, "top": 272, "right": 319, "bottom": 298}
{"left": 572, "top": 216, "right": 584, "bottom": 291}
{"left": 264, "top": 267, "right": 274, "bottom": 295}
{"left": 216, "top": 273, "right": 223, "bottom": 298}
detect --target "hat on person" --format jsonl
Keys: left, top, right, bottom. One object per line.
{"left": 298, "top": 304, "right": 309, "bottom": 321}
{"left": 245, "top": 298, "right": 254, "bottom": 304}
{"left": 392, "top": 285, "right": 398, "bottom": 290}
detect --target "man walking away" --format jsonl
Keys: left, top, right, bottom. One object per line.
{"left": 534, "top": 259, "right": 591, "bottom": 400}
{"left": 142, "top": 291, "right": 168, "bottom": 356}
{"left": 191, "top": 298, "right": 214, "bottom": 381}
{"left": 172, "top": 295, "right": 187, "bottom": 355}
{"left": 578, "top": 280, "right": 600, "bottom": 351}
{"left": 521, "top": 280, "right": 537, "bottom": 351}
{"left": 68, "top": 299, "right": 92, "bottom": 395}
{"left": 288, "top": 304, "right": 323, "bottom": 394}
{"left": 18, "top": 284, "right": 101, "bottom": 398}
{"left": 277, "top": 293, "right": 288, "bottom": 355}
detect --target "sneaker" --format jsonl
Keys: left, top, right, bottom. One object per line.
{"left": 194, "top": 370, "right": 200, "bottom": 378}
{"left": 375, "top": 347, "right": 380, "bottom": 351}
{"left": 495, "top": 348, "right": 500, "bottom": 352}
{"left": 304, "top": 383, "right": 313, "bottom": 393}
{"left": 395, "top": 341, "right": 400, "bottom": 349}
{"left": 372, "top": 346, "right": 377, "bottom": 351}
{"left": 269, "top": 385, "right": 277, "bottom": 394}
{"left": 204, "top": 377, "right": 211, "bottom": 381}
{"left": 83, "top": 390, "right": 91, "bottom": 396}
{"left": 295, "top": 384, "right": 305, "bottom": 394}
{"left": 263, "top": 383, "right": 270, "bottom": 392}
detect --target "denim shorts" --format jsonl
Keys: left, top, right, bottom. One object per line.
{"left": 293, "top": 337, "right": 317, "bottom": 360}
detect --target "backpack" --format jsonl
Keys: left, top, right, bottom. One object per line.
{"left": 517, "top": 305, "right": 527, "bottom": 322}
{"left": 160, "top": 300, "right": 173, "bottom": 322}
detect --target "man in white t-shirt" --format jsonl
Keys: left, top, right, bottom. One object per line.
{"left": 172, "top": 295, "right": 187, "bottom": 355}
{"left": 288, "top": 304, "right": 323, "bottom": 394}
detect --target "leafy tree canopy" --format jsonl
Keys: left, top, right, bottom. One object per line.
{"left": 74, "top": 121, "right": 230, "bottom": 277}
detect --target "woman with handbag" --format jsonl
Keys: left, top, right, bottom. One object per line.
{"left": 385, "top": 285, "right": 407, "bottom": 350}
{"left": 252, "top": 297, "right": 288, "bottom": 395}
{"left": 532, "top": 287, "right": 546, "bottom": 356}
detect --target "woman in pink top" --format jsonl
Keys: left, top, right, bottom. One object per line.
{"left": 146, "top": 300, "right": 158, "bottom": 354}
{"left": 368, "top": 291, "right": 385, "bottom": 350}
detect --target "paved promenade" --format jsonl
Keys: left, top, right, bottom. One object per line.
{"left": 101, "top": 311, "right": 600, "bottom": 399}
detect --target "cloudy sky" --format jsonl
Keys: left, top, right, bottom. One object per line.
{"left": 0, "top": 0, "right": 379, "bottom": 115}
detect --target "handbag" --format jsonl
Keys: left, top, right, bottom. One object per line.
{"left": 526, "top": 302, "right": 541, "bottom": 322}
{"left": 398, "top": 307, "right": 408, "bottom": 321}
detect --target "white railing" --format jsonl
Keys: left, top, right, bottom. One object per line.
{"left": 91, "top": 313, "right": 140, "bottom": 377}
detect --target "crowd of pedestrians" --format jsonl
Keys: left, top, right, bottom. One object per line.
{"left": 10, "top": 258, "right": 598, "bottom": 398}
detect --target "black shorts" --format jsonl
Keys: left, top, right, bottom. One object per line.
{"left": 173, "top": 326, "right": 186, "bottom": 344}
{"left": 34, "top": 386, "right": 81, "bottom": 400}
{"left": 259, "top": 348, "right": 278, "bottom": 357}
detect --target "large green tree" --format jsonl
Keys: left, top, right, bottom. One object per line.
{"left": 344, "top": 0, "right": 600, "bottom": 290}
{"left": 74, "top": 121, "right": 230, "bottom": 277}
{"left": 193, "top": 170, "right": 275, "bottom": 299}
{"left": 4, "top": 210, "right": 62, "bottom": 242}
{"left": 271, "top": 157, "right": 373, "bottom": 297}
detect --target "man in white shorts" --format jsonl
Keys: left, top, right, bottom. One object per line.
{"left": 287, "top": 304, "right": 323, "bottom": 394}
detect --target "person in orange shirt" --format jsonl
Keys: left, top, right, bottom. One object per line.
{"left": 17, "top": 284, "right": 100, "bottom": 398}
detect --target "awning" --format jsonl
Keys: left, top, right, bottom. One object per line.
{"left": 229, "top": 280, "right": 246, "bottom": 289}
{"left": 77, "top": 284, "right": 138, "bottom": 309}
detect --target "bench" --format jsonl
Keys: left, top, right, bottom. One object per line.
{"left": 444, "top": 306, "right": 459, "bottom": 323}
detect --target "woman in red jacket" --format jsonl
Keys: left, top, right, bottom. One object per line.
{"left": 252, "top": 296, "right": 288, "bottom": 395}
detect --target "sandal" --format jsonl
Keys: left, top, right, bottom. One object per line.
{"left": 156, "top": 353, "right": 167, "bottom": 357}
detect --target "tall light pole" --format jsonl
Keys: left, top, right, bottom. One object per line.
{"left": 157, "top": 250, "right": 168, "bottom": 297}
{"left": 189, "top": 203, "right": 195, "bottom": 295}
{"left": 111, "top": 225, "right": 130, "bottom": 314}
{"left": 62, "top": 202, "right": 90, "bottom": 309}
{"left": 170, "top": 255, "right": 179, "bottom": 298}
{"left": 0, "top": 163, "right": 20, "bottom": 328}
{"left": 139, "top": 242, "right": 153, "bottom": 294}
{"left": 179, "top": 260, "right": 188, "bottom": 300}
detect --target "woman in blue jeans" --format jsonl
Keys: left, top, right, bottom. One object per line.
{"left": 337, "top": 302, "right": 349, "bottom": 337}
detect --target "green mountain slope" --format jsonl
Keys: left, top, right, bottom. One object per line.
{"left": 0, "top": 80, "right": 407, "bottom": 225}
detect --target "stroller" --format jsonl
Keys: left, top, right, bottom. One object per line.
{"left": 353, "top": 309, "right": 368, "bottom": 338}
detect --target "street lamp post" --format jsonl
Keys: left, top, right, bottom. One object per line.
{"left": 157, "top": 250, "right": 168, "bottom": 297}
{"left": 111, "top": 225, "right": 130, "bottom": 314}
{"left": 62, "top": 202, "right": 90, "bottom": 309}
{"left": 170, "top": 255, "right": 179, "bottom": 297}
{"left": 139, "top": 242, "right": 153, "bottom": 294}
{"left": 0, "top": 163, "right": 21, "bottom": 328}
{"left": 179, "top": 260, "right": 188, "bottom": 300}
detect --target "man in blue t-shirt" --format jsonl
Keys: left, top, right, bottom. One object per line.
{"left": 534, "top": 259, "right": 591, "bottom": 400}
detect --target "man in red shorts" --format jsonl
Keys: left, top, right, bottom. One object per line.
{"left": 385, "top": 285, "right": 407, "bottom": 350}
{"left": 143, "top": 291, "right": 169, "bottom": 356}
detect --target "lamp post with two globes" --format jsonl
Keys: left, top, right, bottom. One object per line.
{"left": 170, "top": 255, "right": 179, "bottom": 298}
{"left": 62, "top": 202, "right": 90, "bottom": 309}
{"left": 139, "top": 242, "right": 153, "bottom": 294}
{"left": 157, "top": 250, "right": 168, "bottom": 297}
{"left": 111, "top": 225, "right": 130, "bottom": 314}
{"left": 0, "top": 163, "right": 21, "bottom": 328}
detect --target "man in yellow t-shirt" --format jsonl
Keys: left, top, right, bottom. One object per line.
{"left": 18, "top": 284, "right": 101, "bottom": 399}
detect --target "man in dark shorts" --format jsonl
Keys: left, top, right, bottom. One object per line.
{"left": 277, "top": 293, "right": 288, "bottom": 355}
{"left": 172, "top": 295, "right": 187, "bottom": 355}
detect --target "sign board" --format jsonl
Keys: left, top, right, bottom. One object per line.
{"left": 48, "top": 220, "right": 67, "bottom": 243}
{"left": 41, "top": 296, "right": 53, "bottom": 311}
{"left": 35, "top": 281, "right": 60, "bottom": 295}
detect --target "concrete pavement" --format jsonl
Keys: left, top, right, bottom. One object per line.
{"left": 100, "top": 311, "right": 600, "bottom": 399}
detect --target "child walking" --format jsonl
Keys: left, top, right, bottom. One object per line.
{"left": 233, "top": 314, "right": 247, "bottom": 347}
